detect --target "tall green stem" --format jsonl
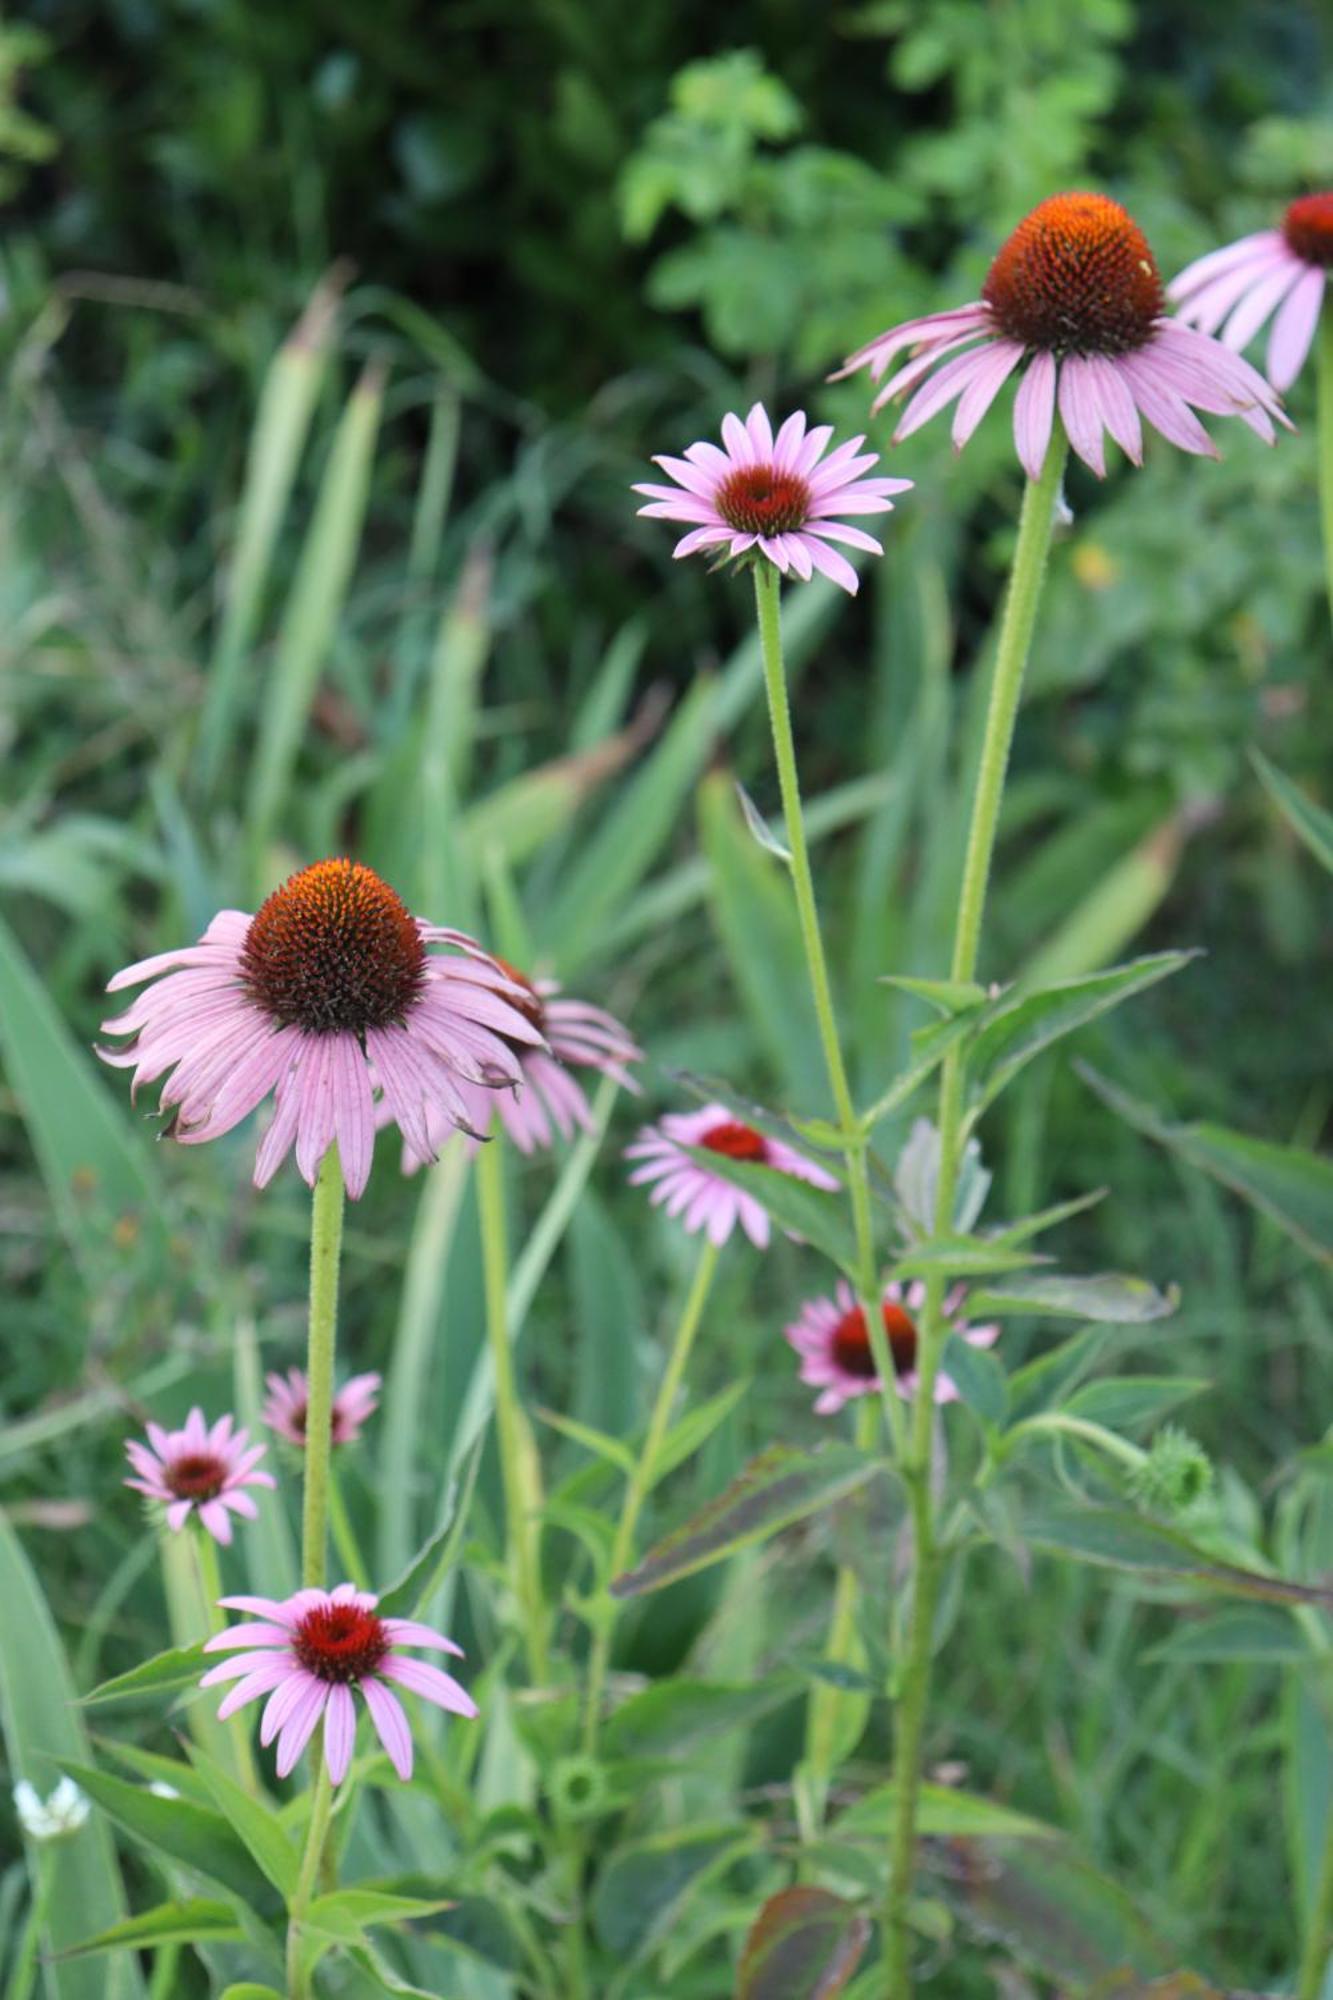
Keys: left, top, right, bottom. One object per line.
{"left": 582, "top": 1239, "right": 719, "bottom": 1755}
{"left": 752, "top": 564, "right": 904, "bottom": 1456}
{"left": 884, "top": 435, "right": 1066, "bottom": 1993}
{"left": 476, "top": 1132, "right": 549, "bottom": 1686}
{"left": 301, "top": 1147, "right": 346, "bottom": 1590}
{"left": 285, "top": 1758, "right": 335, "bottom": 1999}
{"left": 1299, "top": 1797, "right": 1333, "bottom": 2000}
{"left": 1318, "top": 304, "right": 1333, "bottom": 643}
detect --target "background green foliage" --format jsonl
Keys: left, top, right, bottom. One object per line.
{"left": 3, "top": 1, "right": 1333, "bottom": 1991}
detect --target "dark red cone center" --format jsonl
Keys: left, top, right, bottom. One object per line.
{"left": 241, "top": 858, "right": 427, "bottom": 1035}
{"left": 292, "top": 1603, "right": 391, "bottom": 1684}
{"left": 983, "top": 191, "right": 1163, "bottom": 356}
{"left": 715, "top": 466, "right": 812, "bottom": 537}
{"left": 699, "top": 1121, "right": 771, "bottom": 1163}
{"left": 165, "top": 1452, "right": 229, "bottom": 1502}
{"left": 830, "top": 1301, "right": 918, "bottom": 1381}
{"left": 1283, "top": 193, "right": 1333, "bottom": 269}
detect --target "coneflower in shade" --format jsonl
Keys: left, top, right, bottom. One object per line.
{"left": 124, "top": 1408, "right": 275, "bottom": 1545}
{"left": 200, "top": 1584, "right": 477, "bottom": 1784}
{"left": 836, "top": 191, "right": 1288, "bottom": 478}
{"left": 784, "top": 1278, "right": 999, "bottom": 1414}
{"left": 399, "top": 962, "right": 641, "bottom": 1165}
{"left": 625, "top": 1103, "right": 838, "bottom": 1249}
{"left": 1168, "top": 194, "right": 1333, "bottom": 392}
{"left": 262, "top": 1368, "right": 382, "bottom": 1448}
{"left": 634, "top": 403, "right": 912, "bottom": 595}
{"left": 98, "top": 858, "right": 546, "bottom": 1201}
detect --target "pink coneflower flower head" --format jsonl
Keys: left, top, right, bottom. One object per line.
{"left": 200, "top": 1583, "right": 477, "bottom": 1785}
{"left": 400, "top": 961, "right": 641, "bottom": 1166}
{"left": 634, "top": 403, "right": 912, "bottom": 595}
{"left": 836, "top": 191, "right": 1288, "bottom": 478}
{"left": 1168, "top": 193, "right": 1333, "bottom": 391}
{"left": 625, "top": 1103, "right": 838, "bottom": 1249}
{"left": 785, "top": 1279, "right": 999, "bottom": 1415}
{"left": 98, "top": 858, "right": 546, "bottom": 1201}
{"left": 262, "top": 1368, "right": 382, "bottom": 1448}
{"left": 124, "top": 1408, "right": 275, "bottom": 1545}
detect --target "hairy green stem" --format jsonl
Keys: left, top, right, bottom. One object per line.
{"left": 1318, "top": 304, "right": 1333, "bottom": 643}
{"left": 301, "top": 1147, "right": 346, "bottom": 1590}
{"left": 752, "top": 563, "right": 904, "bottom": 1456}
{"left": 477, "top": 1132, "right": 549, "bottom": 1687}
{"left": 582, "top": 1238, "right": 719, "bottom": 1755}
{"left": 884, "top": 436, "right": 1066, "bottom": 1992}
{"left": 285, "top": 1756, "right": 335, "bottom": 1999}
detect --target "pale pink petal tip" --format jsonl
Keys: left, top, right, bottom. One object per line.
{"left": 636, "top": 402, "right": 906, "bottom": 594}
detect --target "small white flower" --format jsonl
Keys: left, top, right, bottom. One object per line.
{"left": 13, "top": 1776, "right": 90, "bottom": 1843}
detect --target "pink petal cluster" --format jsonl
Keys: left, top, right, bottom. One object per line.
{"left": 1169, "top": 212, "right": 1329, "bottom": 391}
{"left": 625, "top": 1104, "right": 838, "bottom": 1249}
{"left": 785, "top": 1279, "right": 998, "bottom": 1414}
{"left": 200, "top": 1584, "right": 477, "bottom": 1785}
{"left": 262, "top": 1368, "right": 382, "bottom": 1448}
{"left": 124, "top": 1408, "right": 275, "bottom": 1545}
{"left": 635, "top": 404, "right": 911, "bottom": 595}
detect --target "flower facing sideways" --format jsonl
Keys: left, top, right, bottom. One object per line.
{"left": 625, "top": 1103, "right": 838, "bottom": 1249}
{"left": 785, "top": 1278, "right": 999, "bottom": 1413}
{"left": 201, "top": 1584, "right": 477, "bottom": 1785}
{"left": 262, "top": 1368, "right": 382, "bottom": 1448}
{"left": 98, "top": 858, "right": 546, "bottom": 1200}
{"left": 635, "top": 403, "right": 912, "bottom": 594}
{"left": 399, "top": 962, "right": 641, "bottom": 1165}
{"left": 1169, "top": 193, "right": 1333, "bottom": 391}
{"left": 836, "top": 191, "right": 1288, "bottom": 477}
{"left": 124, "top": 1408, "right": 274, "bottom": 1545}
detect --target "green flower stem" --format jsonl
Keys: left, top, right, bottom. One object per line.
{"left": 884, "top": 435, "right": 1067, "bottom": 1994}
{"left": 285, "top": 1755, "right": 335, "bottom": 1999}
{"left": 752, "top": 563, "right": 905, "bottom": 1460}
{"left": 1299, "top": 1801, "right": 1333, "bottom": 2000}
{"left": 801, "top": 1391, "right": 880, "bottom": 1831}
{"left": 581, "top": 1238, "right": 719, "bottom": 1755}
{"left": 301, "top": 1146, "right": 346, "bottom": 1591}
{"left": 477, "top": 1131, "right": 549, "bottom": 1688}
{"left": 1318, "top": 303, "right": 1333, "bottom": 642}
{"left": 193, "top": 1528, "right": 258, "bottom": 1792}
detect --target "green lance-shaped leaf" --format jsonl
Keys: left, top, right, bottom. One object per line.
{"left": 195, "top": 264, "right": 347, "bottom": 797}
{"left": 968, "top": 1270, "right": 1177, "bottom": 1323}
{"left": 245, "top": 357, "right": 385, "bottom": 869}
{"left": 940, "top": 1335, "right": 1009, "bottom": 1426}
{"left": 1252, "top": 747, "right": 1333, "bottom": 875}
{"left": 62, "top": 1899, "right": 244, "bottom": 1958}
{"left": 964, "top": 951, "right": 1193, "bottom": 1113}
{"left": 0, "top": 1518, "right": 144, "bottom": 2000}
{"left": 184, "top": 1745, "right": 300, "bottom": 1899}
{"left": 834, "top": 1782, "right": 1060, "bottom": 1843}
{"left": 59, "top": 1762, "right": 281, "bottom": 1911}
{"left": 1062, "top": 1375, "right": 1208, "bottom": 1433}
{"left": 1145, "top": 1606, "right": 1309, "bottom": 1665}
{"left": 603, "top": 1674, "right": 800, "bottom": 1762}
{"left": 680, "top": 1145, "right": 858, "bottom": 1277}
{"left": 1016, "top": 1505, "right": 1333, "bottom": 1608}
{"left": 737, "top": 1886, "right": 871, "bottom": 2000}
{"left": 376, "top": 1431, "right": 482, "bottom": 1618}
{"left": 1082, "top": 1062, "right": 1333, "bottom": 1265}
{"left": 0, "top": 913, "right": 169, "bottom": 1283}
{"left": 940, "top": 1836, "right": 1178, "bottom": 1985}
{"left": 592, "top": 1823, "right": 758, "bottom": 1960}
{"left": 83, "top": 1640, "right": 207, "bottom": 1708}
{"left": 611, "top": 1445, "right": 881, "bottom": 1598}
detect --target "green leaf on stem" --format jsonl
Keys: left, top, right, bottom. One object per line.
{"left": 1252, "top": 747, "right": 1333, "bottom": 875}
{"left": 940, "top": 1836, "right": 1178, "bottom": 1984}
{"left": 377, "top": 1433, "right": 482, "bottom": 1618}
{"left": 989, "top": 1187, "right": 1108, "bottom": 1248}
{"left": 1063, "top": 1376, "right": 1208, "bottom": 1432}
{"left": 61, "top": 1899, "right": 244, "bottom": 1957}
{"left": 1018, "top": 1505, "right": 1333, "bottom": 1607}
{"left": 83, "top": 1641, "right": 207, "bottom": 1708}
{"left": 1145, "top": 1606, "right": 1308, "bottom": 1664}
{"left": 534, "top": 1407, "right": 636, "bottom": 1474}
{"left": 1081, "top": 1063, "right": 1333, "bottom": 1265}
{"left": 969, "top": 1271, "right": 1177, "bottom": 1323}
{"left": 1007, "top": 1328, "right": 1107, "bottom": 1421}
{"left": 611, "top": 1445, "right": 881, "bottom": 1597}
{"left": 603, "top": 1675, "right": 799, "bottom": 1761}
{"left": 890, "top": 1238, "right": 1045, "bottom": 1278}
{"left": 965, "top": 952, "right": 1192, "bottom": 1111}
{"left": 184, "top": 1745, "right": 300, "bottom": 1899}
{"left": 307, "top": 1888, "right": 452, "bottom": 1938}
{"left": 941, "top": 1335, "right": 1009, "bottom": 1426}
{"left": 592, "top": 1824, "right": 758, "bottom": 1959}
{"left": 737, "top": 1886, "right": 870, "bottom": 2000}
{"left": 834, "top": 1781, "right": 1059, "bottom": 1842}
{"left": 681, "top": 1146, "right": 858, "bottom": 1275}
{"left": 58, "top": 1761, "right": 279, "bottom": 1910}
{"left": 220, "top": 1989, "right": 285, "bottom": 2000}
{"left": 878, "top": 975, "right": 989, "bottom": 1016}
{"left": 650, "top": 1377, "right": 751, "bottom": 1487}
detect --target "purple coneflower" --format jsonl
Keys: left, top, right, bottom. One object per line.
{"left": 401, "top": 961, "right": 640, "bottom": 1165}
{"left": 836, "top": 191, "right": 1287, "bottom": 477}
{"left": 1168, "top": 193, "right": 1333, "bottom": 391}
{"left": 98, "top": 859, "right": 545, "bottom": 1201}
{"left": 784, "top": 1279, "right": 998, "bottom": 1415}
{"left": 262, "top": 1368, "right": 382, "bottom": 1448}
{"left": 625, "top": 1103, "right": 838, "bottom": 1249}
{"left": 124, "top": 1408, "right": 274, "bottom": 1545}
{"left": 200, "top": 1583, "right": 477, "bottom": 1785}
{"left": 634, "top": 403, "right": 912, "bottom": 594}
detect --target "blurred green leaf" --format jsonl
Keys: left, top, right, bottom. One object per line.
{"left": 184, "top": 1745, "right": 299, "bottom": 1899}
{"left": 60, "top": 1761, "right": 279, "bottom": 1910}
{"left": 737, "top": 1886, "right": 870, "bottom": 2000}
{"left": 1018, "top": 1506, "right": 1333, "bottom": 1608}
{"left": 681, "top": 1145, "right": 857, "bottom": 1275}
{"left": 592, "top": 1823, "right": 757, "bottom": 1958}
{"left": 1145, "top": 1607, "right": 1308, "bottom": 1664}
{"left": 1252, "top": 747, "right": 1333, "bottom": 875}
{"left": 966, "top": 953, "right": 1192, "bottom": 1111}
{"left": 969, "top": 1271, "right": 1177, "bottom": 1323}
{"left": 63, "top": 1898, "right": 243, "bottom": 1957}
{"left": 604, "top": 1675, "right": 798, "bottom": 1761}
{"left": 83, "top": 1641, "right": 207, "bottom": 1709}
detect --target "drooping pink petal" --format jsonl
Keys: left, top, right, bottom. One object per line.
{"left": 1267, "top": 265, "right": 1326, "bottom": 390}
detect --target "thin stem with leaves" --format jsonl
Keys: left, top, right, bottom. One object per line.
{"left": 884, "top": 435, "right": 1067, "bottom": 1993}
